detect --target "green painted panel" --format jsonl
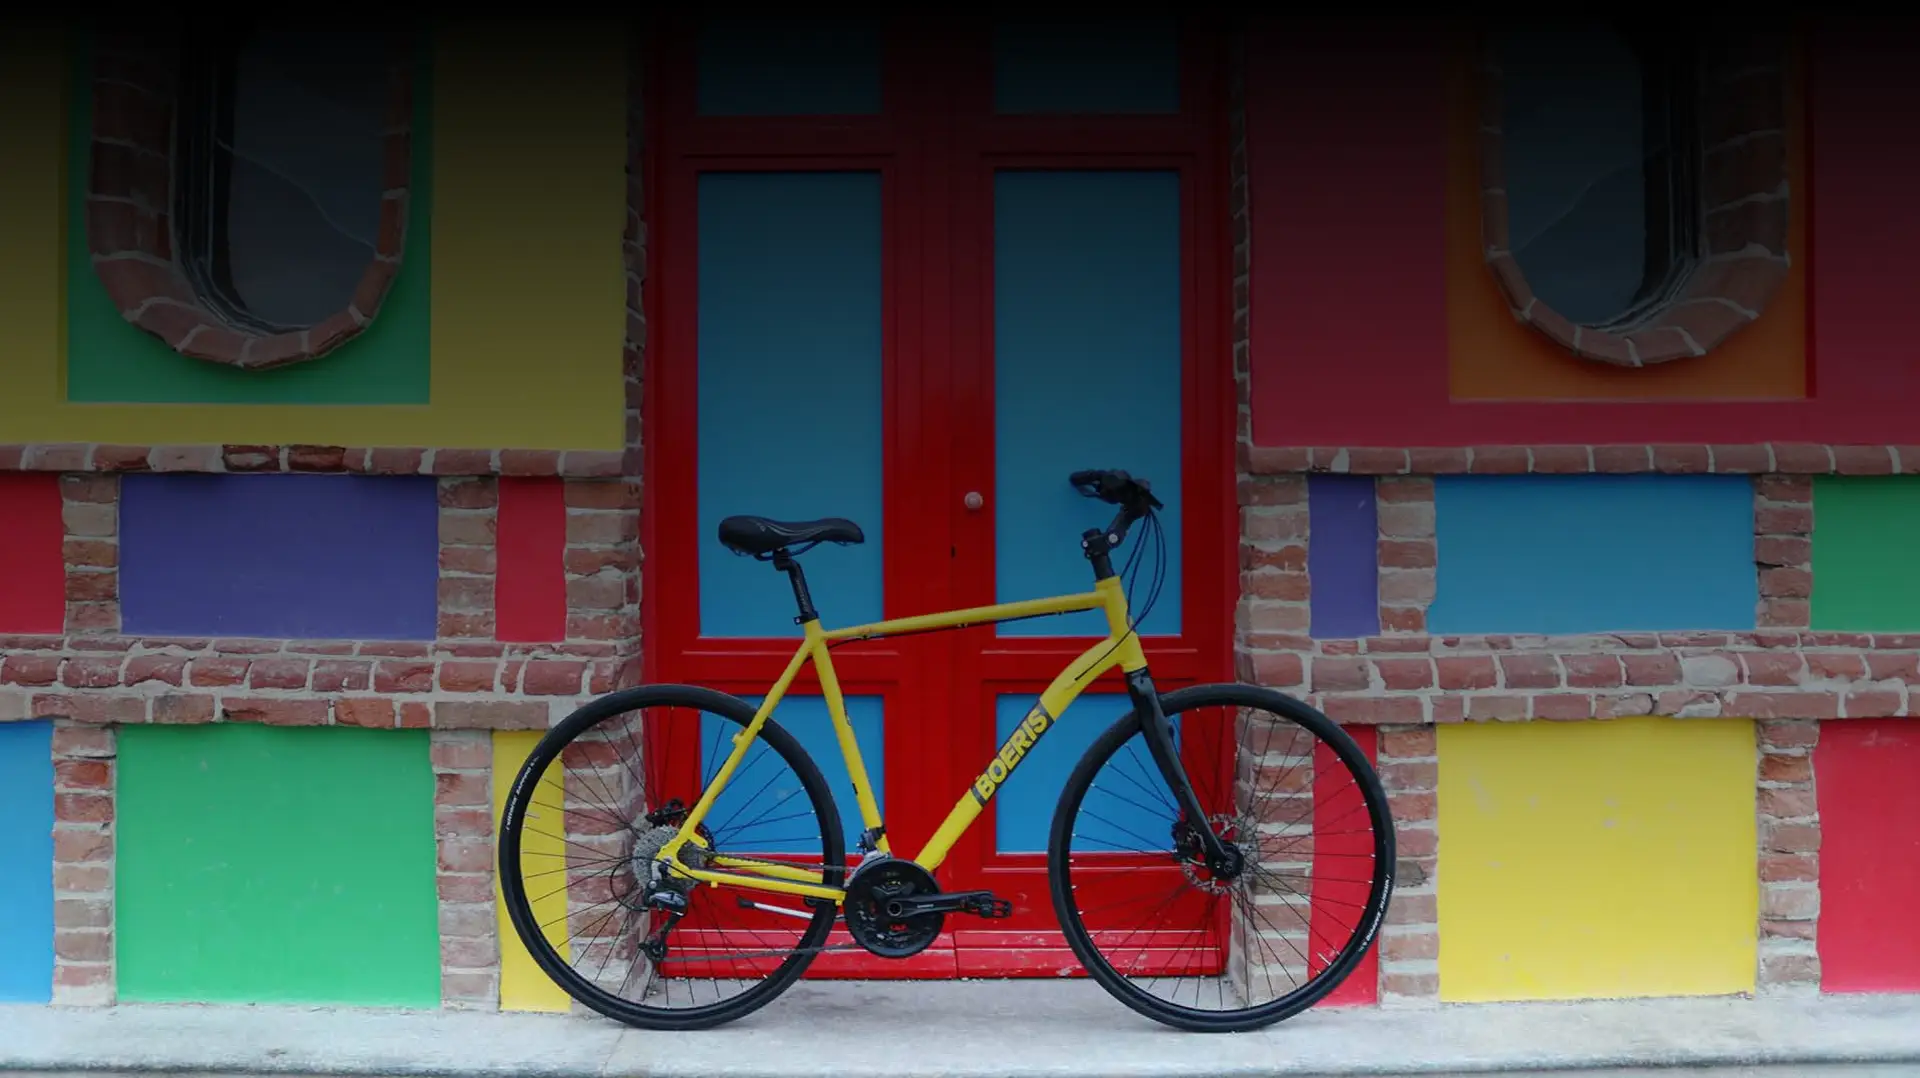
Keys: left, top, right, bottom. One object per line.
{"left": 1811, "top": 476, "right": 1920, "bottom": 632}
{"left": 64, "top": 30, "right": 434, "bottom": 405}
{"left": 116, "top": 724, "right": 440, "bottom": 1005}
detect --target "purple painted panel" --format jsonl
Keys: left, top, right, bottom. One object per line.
{"left": 1307, "top": 475, "right": 1379, "bottom": 639}
{"left": 120, "top": 474, "right": 440, "bottom": 640}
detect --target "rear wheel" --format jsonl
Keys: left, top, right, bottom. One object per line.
{"left": 497, "top": 684, "right": 845, "bottom": 1030}
{"left": 1048, "top": 682, "right": 1394, "bottom": 1032}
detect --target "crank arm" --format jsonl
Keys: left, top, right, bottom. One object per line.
{"left": 886, "top": 890, "right": 1013, "bottom": 919}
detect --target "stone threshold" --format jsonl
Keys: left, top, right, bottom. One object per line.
{"left": 5, "top": 982, "right": 1920, "bottom": 1077}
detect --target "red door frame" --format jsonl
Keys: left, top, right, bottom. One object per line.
{"left": 642, "top": 17, "right": 1237, "bottom": 978}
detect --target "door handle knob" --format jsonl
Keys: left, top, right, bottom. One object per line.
{"left": 964, "top": 491, "right": 984, "bottom": 511}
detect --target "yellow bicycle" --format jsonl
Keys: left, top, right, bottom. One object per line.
{"left": 499, "top": 469, "right": 1394, "bottom": 1032}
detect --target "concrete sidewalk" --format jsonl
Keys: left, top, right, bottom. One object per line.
{"left": 5, "top": 982, "right": 1920, "bottom": 1077}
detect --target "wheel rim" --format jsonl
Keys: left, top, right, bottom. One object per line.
{"left": 1055, "top": 690, "right": 1393, "bottom": 1024}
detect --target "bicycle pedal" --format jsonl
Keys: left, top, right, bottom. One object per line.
{"left": 960, "top": 893, "right": 1013, "bottom": 919}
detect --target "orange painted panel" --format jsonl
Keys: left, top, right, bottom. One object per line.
{"left": 1445, "top": 46, "right": 1807, "bottom": 402}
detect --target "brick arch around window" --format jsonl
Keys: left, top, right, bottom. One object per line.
{"left": 85, "top": 29, "right": 413, "bottom": 371}
{"left": 1478, "top": 33, "right": 1790, "bottom": 368}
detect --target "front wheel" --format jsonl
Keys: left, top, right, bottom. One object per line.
{"left": 1048, "top": 682, "right": 1394, "bottom": 1032}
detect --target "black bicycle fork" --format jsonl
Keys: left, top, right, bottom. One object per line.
{"left": 1122, "top": 667, "right": 1241, "bottom": 876}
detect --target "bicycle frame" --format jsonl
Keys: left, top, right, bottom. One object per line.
{"left": 655, "top": 574, "right": 1153, "bottom": 904}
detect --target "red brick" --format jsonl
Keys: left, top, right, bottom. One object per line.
{"left": 522, "top": 660, "right": 588, "bottom": 696}
{"left": 1843, "top": 689, "right": 1905, "bottom": 718}
{"left": 1760, "top": 852, "right": 1817, "bottom": 882}
{"left": 1533, "top": 694, "right": 1594, "bottom": 720}
{"left": 312, "top": 660, "right": 373, "bottom": 693}
{"left": 1742, "top": 652, "right": 1805, "bottom": 686}
{"left": 123, "top": 655, "right": 185, "bottom": 687}
{"left": 563, "top": 479, "right": 642, "bottom": 511}
{"left": 335, "top": 698, "right": 397, "bottom": 728}
{"left": 1759, "top": 752, "right": 1812, "bottom": 783}
{"left": 1759, "top": 786, "right": 1817, "bottom": 819}
{"left": 435, "top": 700, "right": 549, "bottom": 730}
{"left": 59, "top": 657, "right": 122, "bottom": 689}
{"left": 1498, "top": 653, "right": 1560, "bottom": 689}
{"left": 222, "top": 698, "right": 329, "bottom": 726}
{"left": 2, "top": 654, "right": 62, "bottom": 686}
{"left": 247, "top": 659, "right": 311, "bottom": 690}
{"left": 152, "top": 694, "right": 215, "bottom": 724}
{"left": 53, "top": 828, "right": 113, "bottom": 863}
{"left": 442, "top": 546, "right": 496, "bottom": 574}
{"left": 1760, "top": 885, "right": 1819, "bottom": 920}
{"left": 1380, "top": 759, "right": 1437, "bottom": 792}
{"left": 54, "top": 930, "right": 112, "bottom": 962}
{"left": 1765, "top": 823, "right": 1821, "bottom": 852}
{"left": 1310, "top": 657, "right": 1370, "bottom": 693}
{"left": 1247, "top": 651, "right": 1303, "bottom": 687}
{"left": 1726, "top": 692, "right": 1839, "bottom": 720}
{"left": 188, "top": 657, "right": 250, "bottom": 687}
{"left": 431, "top": 736, "right": 492, "bottom": 771}
{"left": 1241, "top": 569, "right": 1309, "bottom": 602}
{"left": 437, "top": 838, "right": 493, "bottom": 874}
{"left": 1378, "top": 539, "right": 1435, "bottom": 569}
{"left": 54, "top": 759, "right": 110, "bottom": 789}
{"left": 53, "top": 897, "right": 111, "bottom": 929}
{"left": 1622, "top": 653, "right": 1681, "bottom": 686}
{"left": 50, "top": 725, "right": 114, "bottom": 758}
{"left": 1383, "top": 891, "right": 1437, "bottom": 926}
{"left": 435, "top": 771, "right": 490, "bottom": 807}
{"left": 1867, "top": 653, "right": 1920, "bottom": 683}
{"left": 373, "top": 661, "right": 435, "bottom": 694}
{"left": 1807, "top": 653, "right": 1867, "bottom": 680}
{"left": 69, "top": 695, "right": 146, "bottom": 725}
{"left": 1563, "top": 653, "right": 1623, "bottom": 688}
{"left": 55, "top": 792, "right": 112, "bottom": 823}
{"left": 1754, "top": 536, "right": 1811, "bottom": 566}
{"left": 438, "top": 477, "right": 498, "bottom": 510}
{"left": 1378, "top": 727, "right": 1436, "bottom": 758}
{"left": 438, "top": 661, "right": 500, "bottom": 693}
{"left": 399, "top": 702, "right": 432, "bottom": 728}
{"left": 1375, "top": 658, "right": 1434, "bottom": 691}
{"left": 1321, "top": 695, "right": 1424, "bottom": 724}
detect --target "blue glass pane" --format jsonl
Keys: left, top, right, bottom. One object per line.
{"left": 697, "top": 172, "right": 884, "bottom": 637}
{"left": 995, "top": 19, "right": 1180, "bottom": 114}
{"left": 698, "top": 19, "right": 882, "bottom": 116}
{"left": 1498, "top": 25, "right": 1651, "bottom": 325}
{"left": 701, "top": 695, "right": 884, "bottom": 851}
{"left": 993, "top": 171, "right": 1182, "bottom": 636}
{"left": 992, "top": 694, "right": 1179, "bottom": 854}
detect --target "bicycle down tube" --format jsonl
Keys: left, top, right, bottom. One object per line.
{"left": 653, "top": 574, "right": 1157, "bottom": 900}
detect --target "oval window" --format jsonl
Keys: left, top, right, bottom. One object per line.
{"left": 175, "top": 24, "right": 397, "bottom": 333}
{"left": 1495, "top": 23, "right": 1702, "bottom": 330}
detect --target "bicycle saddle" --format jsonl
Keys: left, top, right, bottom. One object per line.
{"left": 718, "top": 515, "right": 865, "bottom": 557}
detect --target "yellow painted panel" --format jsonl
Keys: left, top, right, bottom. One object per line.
{"left": 0, "top": 23, "right": 68, "bottom": 412}
{"left": 1436, "top": 716, "right": 1758, "bottom": 1003}
{"left": 493, "top": 729, "right": 573, "bottom": 1014}
{"left": 0, "top": 25, "right": 625, "bottom": 451}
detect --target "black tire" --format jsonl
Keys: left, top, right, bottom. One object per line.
{"left": 497, "top": 683, "right": 845, "bottom": 1030}
{"left": 1048, "top": 682, "right": 1394, "bottom": 1032}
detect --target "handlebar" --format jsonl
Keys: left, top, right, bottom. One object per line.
{"left": 1068, "top": 469, "right": 1163, "bottom": 546}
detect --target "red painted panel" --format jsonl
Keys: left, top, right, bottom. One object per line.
{"left": 496, "top": 478, "right": 567, "bottom": 643}
{"left": 0, "top": 474, "right": 65, "bottom": 634}
{"left": 1806, "top": 24, "right": 1920, "bottom": 413}
{"left": 1816, "top": 719, "right": 1920, "bottom": 993}
{"left": 1246, "top": 24, "right": 1920, "bottom": 447}
{"left": 1244, "top": 21, "right": 1449, "bottom": 449}
{"left": 1315, "top": 724, "right": 1380, "bottom": 1007}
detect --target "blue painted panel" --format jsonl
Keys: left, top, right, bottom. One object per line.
{"left": 0, "top": 720, "right": 53, "bottom": 1002}
{"left": 992, "top": 694, "right": 1179, "bottom": 855}
{"left": 702, "top": 695, "right": 884, "bottom": 850}
{"left": 1308, "top": 475, "right": 1381, "bottom": 639}
{"left": 697, "top": 19, "right": 882, "bottom": 116}
{"left": 995, "top": 19, "right": 1180, "bottom": 114}
{"left": 1429, "top": 475, "right": 1759, "bottom": 635}
{"left": 697, "top": 173, "right": 884, "bottom": 637}
{"left": 994, "top": 171, "right": 1183, "bottom": 636}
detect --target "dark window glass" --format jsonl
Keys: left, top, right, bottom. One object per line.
{"left": 176, "top": 24, "right": 394, "bottom": 332}
{"left": 1497, "top": 24, "right": 1701, "bottom": 328}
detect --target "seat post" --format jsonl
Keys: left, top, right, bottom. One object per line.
{"left": 770, "top": 549, "right": 819, "bottom": 625}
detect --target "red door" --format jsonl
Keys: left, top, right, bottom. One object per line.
{"left": 645, "top": 16, "right": 1233, "bottom": 978}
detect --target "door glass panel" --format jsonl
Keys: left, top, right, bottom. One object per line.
{"left": 703, "top": 694, "right": 885, "bottom": 850}
{"left": 991, "top": 693, "right": 1177, "bottom": 854}
{"left": 696, "top": 172, "right": 884, "bottom": 637}
{"left": 993, "top": 170, "right": 1183, "bottom": 636}
{"left": 994, "top": 19, "right": 1180, "bottom": 114}
{"left": 698, "top": 19, "right": 882, "bottom": 116}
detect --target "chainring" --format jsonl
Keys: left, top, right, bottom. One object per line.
{"left": 842, "top": 857, "right": 944, "bottom": 959}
